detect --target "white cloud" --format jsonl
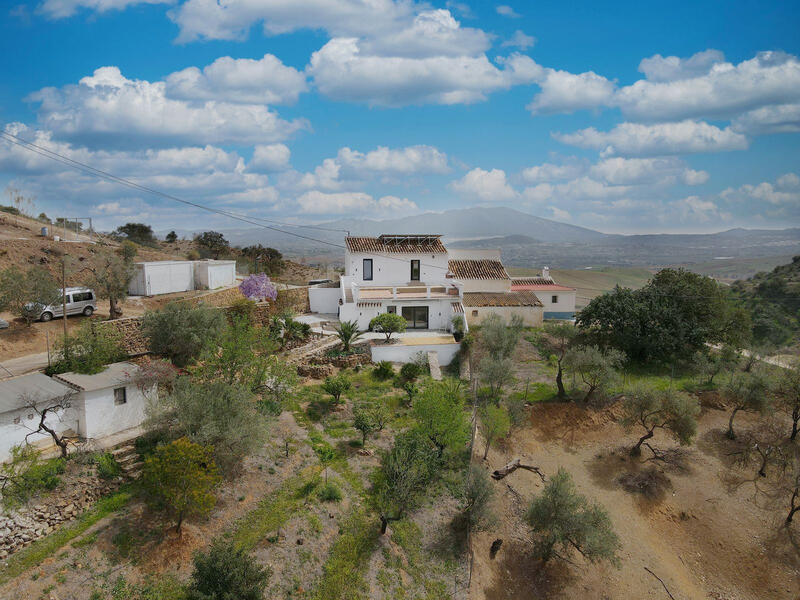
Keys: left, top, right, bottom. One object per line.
{"left": 496, "top": 5, "right": 520, "bottom": 18}
{"left": 169, "top": 0, "right": 415, "bottom": 43}
{"left": 548, "top": 206, "right": 571, "bottom": 221}
{"left": 249, "top": 144, "right": 291, "bottom": 172}
{"left": 672, "top": 195, "right": 726, "bottom": 223}
{"left": 637, "top": 49, "right": 725, "bottom": 82}
{"left": 295, "top": 190, "right": 417, "bottom": 214}
{"left": 616, "top": 51, "right": 800, "bottom": 122}
{"left": 335, "top": 145, "right": 449, "bottom": 175}
{"left": 522, "top": 176, "right": 630, "bottom": 204}
{"left": 165, "top": 54, "right": 308, "bottom": 105}
{"left": 449, "top": 168, "right": 517, "bottom": 201}
{"left": 39, "top": 0, "right": 173, "bottom": 19}
{"left": 554, "top": 120, "right": 748, "bottom": 157}
{"left": 521, "top": 161, "right": 584, "bottom": 183}
{"left": 360, "top": 9, "right": 490, "bottom": 58}
{"left": 308, "top": 38, "right": 540, "bottom": 106}
{"left": 501, "top": 30, "right": 535, "bottom": 50}
{"left": 731, "top": 103, "right": 800, "bottom": 135}
{"left": 28, "top": 66, "right": 308, "bottom": 149}
{"left": 526, "top": 68, "right": 616, "bottom": 114}
{"left": 589, "top": 157, "right": 708, "bottom": 186}
{"left": 721, "top": 172, "right": 800, "bottom": 205}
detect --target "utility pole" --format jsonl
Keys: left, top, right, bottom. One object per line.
{"left": 61, "top": 259, "right": 67, "bottom": 341}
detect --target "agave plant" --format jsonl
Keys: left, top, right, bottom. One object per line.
{"left": 335, "top": 320, "right": 364, "bottom": 352}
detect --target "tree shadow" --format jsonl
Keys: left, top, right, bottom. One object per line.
{"left": 481, "top": 539, "right": 571, "bottom": 600}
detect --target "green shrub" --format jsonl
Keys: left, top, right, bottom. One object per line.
{"left": 398, "top": 362, "right": 422, "bottom": 382}
{"left": 318, "top": 482, "right": 343, "bottom": 502}
{"left": 141, "top": 302, "right": 227, "bottom": 367}
{"left": 0, "top": 446, "right": 65, "bottom": 509}
{"left": 45, "top": 321, "right": 127, "bottom": 376}
{"left": 187, "top": 540, "right": 270, "bottom": 600}
{"left": 228, "top": 297, "right": 257, "bottom": 325}
{"left": 95, "top": 452, "right": 122, "bottom": 479}
{"left": 373, "top": 361, "right": 394, "bottom": 380}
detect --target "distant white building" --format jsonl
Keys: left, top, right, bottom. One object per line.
{"left": 309, "top": 234, "right": 543, "bottom": 331}
{"left": 511, "top": 267, "right": 576, "bottom": 319}
{"left": 128, "top": 260, "right": 236, "bottom": 296}
{"left": 0, "top": 362, "right": 154, "bottom": 462}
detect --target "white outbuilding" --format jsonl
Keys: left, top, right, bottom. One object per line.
{"left": 53, "top": 362, "right": 153, "bottom": 441}
{"left": 128, "top": 260, "right": 195, "bottom": 296}
{"left": 193, "top": 260, "right": 237, "bottom": 290}
{"left": 128, "top": 260, "right": 237, "bottom": 296}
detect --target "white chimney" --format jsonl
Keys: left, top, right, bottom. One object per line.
{"left": 542, "top": 266, "right": 550, "bottom": 279}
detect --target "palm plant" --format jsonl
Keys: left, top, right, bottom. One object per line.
{"left": 335, "top": 320, "right": 364, "bottom": 352}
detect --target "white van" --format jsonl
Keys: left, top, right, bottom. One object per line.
{"left": 35, "top": 287, "right": 98, "bottom": 321}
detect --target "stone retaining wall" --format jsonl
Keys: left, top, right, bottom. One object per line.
{"left": 96, "top": 287, "right": 311, "bottom": 355}
{"left": 0, "top": 473, "right": 120, "bottom": 559}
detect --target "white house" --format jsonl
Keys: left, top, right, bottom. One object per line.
{"left": 0, "top": 373, "right": 76, "bottom": 462}
{"left": 309, "top": 234, "right": 544, "bottom": 331}
{"left": 511, "top": 267, "right": 576, "bottom": 319}
{"left": 53, "top": 362, "right": 152, "bottom": 440}
{"left": 0, "top": 362, "right": 154, "bottom": 462}
{"left": 128, "top": 260, "right": 236, "bottom": 296}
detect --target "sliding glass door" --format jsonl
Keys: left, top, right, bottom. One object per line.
{"left": 401, "top": 306, "right": 429, "bottom": 329}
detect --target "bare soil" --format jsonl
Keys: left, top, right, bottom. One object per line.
{"left": 470, "top": 401, "right": 800, "bottom": 600}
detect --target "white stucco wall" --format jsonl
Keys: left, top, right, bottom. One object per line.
{"left": 80, "top": 383, "right": 150, "bottom": 440}
{"left": 0, "top": 405, "right": 78, "bottom": 463}
{"left": 537, "top": 290, "right": 577, "bottom": 316}
{"left": 465, "top": 306, "right": 543, "bottom": 327}
{"left": 195, "top": 261, "right": 236, "bottom": 290}
{"left": 370, "top": 342, "right": 460, "bottom": 366}
{"left": 341, "top": 298, "right": 454, "bottom": 331}
{"left": 129, "top": 262, "right": 194, "bottom": 296}
{"left": 458, "top": 278, "right": 511, "bottom": 293}
{"left": 309, "top": 286, "right": 342, "bottom": 314}
{"left": 345, "top": 251, "right": 450, "bottom": 286}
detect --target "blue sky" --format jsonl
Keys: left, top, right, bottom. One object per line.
{"left": 0, "top": 0, "right": 799, "bottom": 234}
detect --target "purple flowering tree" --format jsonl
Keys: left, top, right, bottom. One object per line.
{"left": 239, "top": 273, "right": 278, "bottom": 302}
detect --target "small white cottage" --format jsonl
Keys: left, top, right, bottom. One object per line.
{"left": 52, "top": 362, "right": 152, "bottom": 440}
{"left": 0, "top": 362, "right": 154, "bottom": 462}
{"left": 0, "top": 373, "right": 76, "bottom": 462}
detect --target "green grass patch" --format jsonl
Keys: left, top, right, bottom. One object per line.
{"left": 0, "top": 489, "right": 132, "bottom": 585}
{"left": 310, "top": 509, "right": 379, "bottom": 600}
{"left": 228, "top": 466, "right": 320, "bottom": 551}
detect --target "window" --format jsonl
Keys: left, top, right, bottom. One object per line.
{"left": 551, "top": 295, "right": 559, "bottom": 304}
{"left": 363, "top": 258, "right": 373, "bottom": 281}
{"left": 72, "top": 292, "right": 93, "bottom": 302}
{"left": 387, "top": 305, "right": 396, "bottom": 314}
{"left": 410, "top": 260, "right": 420, "bottom": 281}
{"left": 401, "top": 306, "right": 429, "bottom": 329}
{"left": 472, "top": 310, "right": 478, "bottom": 317}
{"left": 13, "top": 416, "right": 20, "bottom": 424}
{"left": 113, "top": 387, "right": 127, "bottom": 405}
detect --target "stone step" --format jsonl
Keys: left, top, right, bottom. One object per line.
{"left": 116, "top": 453, "right": 140, "bottom": 467}
{"left": 111, "top": 444, "right": 136, "bottom": 459}
{"left": 427, "top": 351, "right": 442, "bottom": 381}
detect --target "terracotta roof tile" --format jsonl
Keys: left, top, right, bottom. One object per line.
{"left": 345, "top": 235, "right": 447, "bottom": 254}
{"left": 448, "top": 259, "right": 510, "bottom": 280}
{"left": 462, "top": 291, "right": 544, "bottom": 308}
{"left": 511, "top": 277, "right": 575, "bottom": 292}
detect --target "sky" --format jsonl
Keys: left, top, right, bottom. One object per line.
{"left": 0, "top": 0, "right": 799, "bottom": 235}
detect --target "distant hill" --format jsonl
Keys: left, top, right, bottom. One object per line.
{"left": 730, "top": 256, "right": 800, "bottom": 347}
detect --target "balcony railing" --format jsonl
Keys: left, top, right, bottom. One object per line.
{"left": 341, "top": 276, "right": 463, "bottom": 303}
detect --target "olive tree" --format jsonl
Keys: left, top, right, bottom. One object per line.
{"left": 777, "top": 361, "right": 800, "bottom": 441}
{"left": 0, "top": 266, "right": 60, "bottom": 325}
{"left": 187, "top": 540, "right": 270, "bottom": 600}
{"left": 695, "top": 345, "right": 739, "bottom": 386}
{"left": 622, "top": 385, "right": 700, "bottom": 456}
{"left": 479, "top": 404, "right": 511, "bottom": 460}
{"left": 411, "top": 382, "right": 469, "bottom": 458}
{"left": 89, "top": 251, "right": 134, "bottom": 319}
{"left": 525, "top": 468, "right": 620, "bottom": 565}
{"left": 141, "top": 437, "right": 221, "bottom": 533}
{"left": 371, "top": 432, "right": 436, "bottom": 534}
{"left": 369, "top": 312, "right": 407, "bottom": 342}
{"left": 322, "top": 373, "right": 351, "bottom": 404}
{"left": 479, "top": 356, "right": 514, "bottom": 400}
{"left": 145, "top": 378, "right": 266, "bottom": 477}
{"left": 353, "top": 405, "right": 377, "bottom": 446}
{"left": 542, "top": 322, "right": 578, "bottom": 398}
{"left": 142, "top": 302, "right": 228, "bottom": 367}
{"left": 563, "top": 345, "right": 626, "bottom": 403}
{"left": 724, "top": 370, "right": 772, "bottom": 439}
